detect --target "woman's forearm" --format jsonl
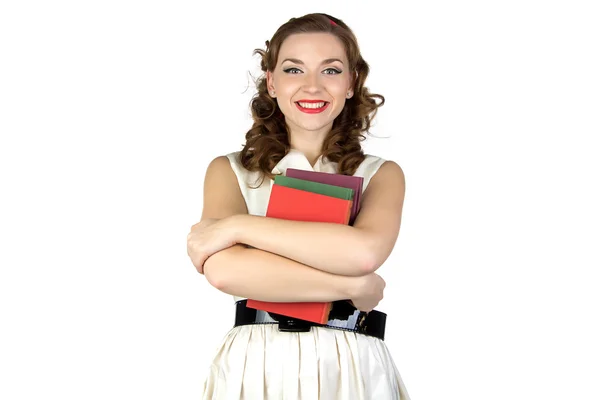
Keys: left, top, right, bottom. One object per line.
{"left": 203, "top": 244, "right": 360, "bottom": 302}
{"left": 230, "top": 214, "right": 374, "bottom": 277}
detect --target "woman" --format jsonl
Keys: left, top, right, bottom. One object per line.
{"left": 187, "top": 13, "right": 410, "bottom": 399}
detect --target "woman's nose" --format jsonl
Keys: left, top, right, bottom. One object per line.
{"left": 301, "top": 72, "right": 322, "bottom": 92}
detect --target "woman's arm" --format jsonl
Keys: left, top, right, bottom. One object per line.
{"left": 190, "top": 155, "right": 399, "bottom": 303}
{"left": 228, "top": 161, "right": 406, "bottom": 276}
{"left": 203, "top": 244, "right": 360, "bottom": 302}
{"left": 229, "top": 215, "right": 371, "bottom": 276}
{"left": 191, "top": 155, "right": 368, "bottom": 302}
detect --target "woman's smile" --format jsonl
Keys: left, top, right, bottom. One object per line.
{"left": 295, "top": 101, "right": 330, "bottom": 113}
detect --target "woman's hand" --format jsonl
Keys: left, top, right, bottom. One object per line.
{"left": 349, "top": 273, "right": 386, "bottom": 312}
{"left": 187, "top": 217, "right": 239, "bottom": 274}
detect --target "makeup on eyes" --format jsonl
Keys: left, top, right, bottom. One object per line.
{"left": 282, "top": 67, "right": 343, "bottom": 74}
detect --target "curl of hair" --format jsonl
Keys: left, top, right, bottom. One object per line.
{"left": 239, "top": 13, "right": 384, "bottom": 188}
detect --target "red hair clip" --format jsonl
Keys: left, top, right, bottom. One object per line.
{"left": 329, "top": 19, "right": 337, "bottom": 26}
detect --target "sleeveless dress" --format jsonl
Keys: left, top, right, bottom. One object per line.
{"left": 201, "top": 149, "right": 411, "bottom": 400}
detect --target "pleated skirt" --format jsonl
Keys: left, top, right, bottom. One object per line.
{"left": 202, "top": 323, "right": 410, "bottom": 400}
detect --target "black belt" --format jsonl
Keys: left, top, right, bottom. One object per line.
{"left": 234, "top": 299, "right": 387, "bottom": 341}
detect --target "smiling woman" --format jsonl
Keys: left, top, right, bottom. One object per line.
{"left": 186, "top": 12, "right": 410, "bottom": 400}
{"left": 264, "top": 32, "right": 357, "bottom": 163}
{"left": 269, "top": 36, "right": 351, "bottom": 128}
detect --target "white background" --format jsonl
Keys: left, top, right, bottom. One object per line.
{"left": 1, "top": 1, "right": 599, "bottom": 399}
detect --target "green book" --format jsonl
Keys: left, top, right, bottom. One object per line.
{"left": 274, "top": 175, "right": 354, "bottom": 200}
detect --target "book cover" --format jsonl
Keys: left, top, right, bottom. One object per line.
{"left": 264, "top": 184, "right": 352, "bottom": 224}
{"left": 274, "top": 175, "right": 354, "bottom": 201}
{"left": 272, "top": 175, "right": 354, "bottom": 224}
{"left": 245, "top": 182, "right": 352, "bottom": 324}
{"left": 286, "top": 168, "right": 364, "bottom": 226}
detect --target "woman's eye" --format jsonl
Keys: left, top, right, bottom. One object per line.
{"left": 283, "top": 67, "right": 342, "bottom": 75}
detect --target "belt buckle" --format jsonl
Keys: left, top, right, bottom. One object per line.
{"left": 278, "top": 317, "right": 312, "bottom": 333}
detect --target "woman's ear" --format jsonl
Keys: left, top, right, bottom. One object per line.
{"left": 266, "top": 71, "right": 276, "bottom": 97}
{"left": 346, "top": 71, "right": 358, "bottom": 97}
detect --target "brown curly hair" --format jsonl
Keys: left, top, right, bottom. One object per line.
{"left": 239, "top": 13, "right": 385, "bottom": 188}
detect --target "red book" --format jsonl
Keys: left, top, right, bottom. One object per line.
{"left": 245, "top": 183, "right": 352, "bottom": 324}
{"left": 265, "top": 184, "right": 351, "bottom": 224}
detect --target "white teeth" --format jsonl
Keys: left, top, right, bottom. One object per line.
{"left": 298, "top": 102, "right": 326, "bottom": 109}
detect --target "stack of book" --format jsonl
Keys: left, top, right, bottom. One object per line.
{"left": 246, "top": 168, "right": 364, "bottom": 324}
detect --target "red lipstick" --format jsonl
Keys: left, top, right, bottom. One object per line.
{"left": 295, "top": 100, "right": 330, "bottom": 114}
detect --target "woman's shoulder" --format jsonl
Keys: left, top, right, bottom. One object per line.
{"left": 203, "top": 152, "right": 240, "bottom": 175}
{"left": 354, "top": 153, "right": 386, "bottom": 178}
{"left": 215, "top": 151, "right": 266, "bottom": 189}
{"left": 357, "top": 153, "right": 404, "bottom": 192}
{"left": 214, "top": 151, "right": 244, "bottom": 173}
{"left": 360, "top": 152, "right": 404, "bottom": 171}
{"left": 202, "top": 152, "right": 249, "bottom": 186}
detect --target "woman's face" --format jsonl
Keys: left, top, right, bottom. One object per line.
{"left": 267, "top": 32, "right": 354, "bottom": 136}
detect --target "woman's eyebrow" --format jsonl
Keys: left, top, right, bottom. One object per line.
{"left": 281, "top": 58, "right": 345, "bottom": 65}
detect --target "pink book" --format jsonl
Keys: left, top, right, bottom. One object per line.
{"left": 286, "top": 168, "right": 364, "bottom": 225}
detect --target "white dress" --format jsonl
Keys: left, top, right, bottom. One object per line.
{"left": 202, "top": 149, "right": 411, "bottom": 400}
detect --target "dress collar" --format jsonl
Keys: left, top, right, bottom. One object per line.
{"left": 271, "top": 149, "right": 338, "bottom": 175}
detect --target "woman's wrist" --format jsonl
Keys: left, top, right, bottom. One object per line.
{"left": 339, "top": 274, "right": 362, "bottom": 300}
{"left": 226, "top": 214, "right": 247, "bottom": 245}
